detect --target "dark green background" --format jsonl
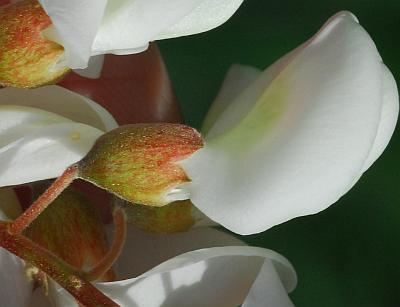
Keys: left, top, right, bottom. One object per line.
{"left": 159, "top": 1, "right": 400, "bottom": 306}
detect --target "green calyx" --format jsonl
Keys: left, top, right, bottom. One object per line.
{"left": 78, "top": 123, "right": 203, "bottom": 207}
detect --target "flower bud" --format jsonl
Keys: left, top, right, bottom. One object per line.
{"left": 0, "top": 0, "right": 69, "bottom": 88}
{"left": 116, "top": 199, "right": 195, "bottom": 233}
{"left": 25, "top": 186, "right": 114, "bottom": 281}
{"left": 78, "top": 123, "right": 203, "bottom": 207}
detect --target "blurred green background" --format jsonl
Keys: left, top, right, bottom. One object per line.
{"left": 159, "top": 1, "right": 400, "bottom": 306}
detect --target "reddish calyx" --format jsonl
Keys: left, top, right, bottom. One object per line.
{"left": 0, "top": 0, "right": 69, "bottom": 87}
{"left": 78, "top": 123, "right": 203, "bottom": 207}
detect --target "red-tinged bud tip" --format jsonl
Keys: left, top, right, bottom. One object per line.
{"left": 0, "top": 0, "right": 69, "bottom": 88}
{"left": 78, "top": 123, "right": 203, "bottom": 207}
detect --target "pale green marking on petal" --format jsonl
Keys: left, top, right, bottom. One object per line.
{"left": 210, "top": 73, "right": 289, "bottom": 150}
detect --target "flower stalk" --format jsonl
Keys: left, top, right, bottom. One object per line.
{"left": 0, "top": 221, "right": 118, "bottom": 306}
{"left": 9, "top": 164, "right": 78, "bottom": 235}
{"left": 84, "top": 207, "right": 127, "bottom": 282}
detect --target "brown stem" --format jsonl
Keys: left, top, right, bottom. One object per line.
{"left": 9, "top": 165, "right": 78, "bottom": 235}
{"left": 0, "top": 221, "right": 118, "bottom": 306}
{"left": 84, "top": 208, "right": 127, "bottom": 281}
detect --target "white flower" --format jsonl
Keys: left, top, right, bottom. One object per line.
{"left": 180, "top": 11, "right": 399, "bottom": 234}
{"left": 37, "top": 0, "right": 244, "bottom": 69}
{"left": 0, "top": 189, "right": 296, "bottom": 307}
{"left": 0, "top": 12, "right": 397, "bottom": 236}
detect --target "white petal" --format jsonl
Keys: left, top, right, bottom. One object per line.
{"left": 242, "top": 260, "right": 295, "bottom": 307}
{"left": 202, "top": 64, "right": 261, "bottom": 136}
{"left": 38, "top": 0, "right": 108, "bottom": 69}
{"left": 203, "top": 38, "right": 309, "bottom": 141}
{"left": 181, "top": 11, "right": 389, "bottom": 234}
{"left": 0, "top": 86, "right": 117, "bottom": 132}
{"left": 113, "top": 226, "right": 245, "bottom": 279}
{"left": 73, "top": 55, "right": 105, "bottom": 79}
{"left": 29, "top": 289, "right": 52, "bottom": 307}
{"left": 98, "top": 246, "right": 296, "bottom": 307}
{"left": 361, "top": 64, "right": 399, "bottom": 171}
{"left": 0, "top": 122, "right": 103, "bottom": 187}
{"left": 41, "top": 0, "right": 242, "bottom": 68}
{"left": 50, "top": 245, "right": 295, "bottom": 307}
{"left": 154, "top": 0, "right": 244, "bottom": 40}
{"left": 0, "top": 105, "right": 71, "bottom": 149}
{"left": 92, "top": 0, "right": 207, "bottom": 56}
{"left": 0, "top": 191, "right": 32, "bottom": 307}
{"left": 0, "top": 248, "right": 33, "bottom": 307}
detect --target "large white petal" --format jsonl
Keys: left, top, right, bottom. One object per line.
{"left": 0, "top": 189, "right": 33, "bottom": 307}
{"left": 38, "top": 0, "right": 108, "bottom": 69}
{"left": 0, "top": 122, "right": 102, "bottom": 187}
{"left": 361, "top": 64, "right": 399, "bottom": 171}
{"left": 202, "top": 64, "right": 261, "bottom": 136}
{"left": 181, "top": 12, "right": 390, "bottom": 234}
{"left": 0, "top": 86, "right": 117, "bottom": 132}
{"left": 51, "top": 245, "right": 296, "bottom": 307}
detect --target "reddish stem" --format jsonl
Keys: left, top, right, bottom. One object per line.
{"left": 85, "top": 208, "right": 127, "bottom": 281}
{"left": 0, "top": 221, "right": 118, "bottom": 306}
{"left": 9, "top": 165, "right": 78, "bottom": 235}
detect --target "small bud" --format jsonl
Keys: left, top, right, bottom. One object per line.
{"left": 78, "top": 123, "right": 203, "bottom": 207}
{"left": 116, "top": 198, "right": 195, "bottom": 233}
{"left": 25, "top": 186, "right": 114, "bottom": 281}
{"left": 0, "top": 0, "right": 69, "bottom": 88}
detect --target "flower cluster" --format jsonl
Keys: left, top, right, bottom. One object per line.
{"left": 0, "top": 1, "right": 397, "bottom": 307}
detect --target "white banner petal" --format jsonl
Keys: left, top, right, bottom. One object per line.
{"left": 0, "top": 122, "right": 102, "bottom": 187}
{"left": 0, "top": 86, "right": 117, "bottom": 132}
{"left": 181, "top": 11, "right": 393, "bottom": 234}
{"left": 361, "top": 64, "right": 399, "bottom": 171}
